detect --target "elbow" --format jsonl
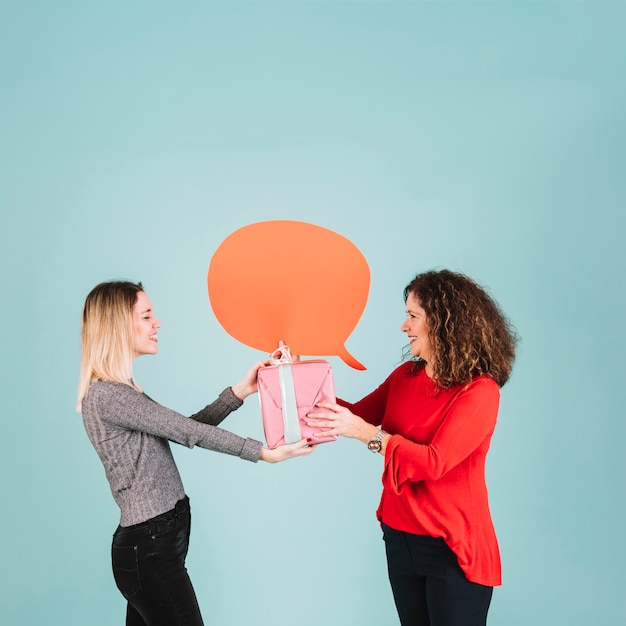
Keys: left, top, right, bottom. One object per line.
{"left": 421, "top": 453, "right": 450, "bottom": 481}
{"left": 422, "top": 466, "right": 447, "bottom": 481}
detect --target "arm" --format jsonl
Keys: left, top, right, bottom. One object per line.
{"left": 93, "top": 381, "right": 315, "bottom": 464}
{"left": 306, "top": 371, "right": 394, "bottom": 452}
{"left": 189, "top": 387, "right": 244, "bottom": 426}
{"left": 336, "top": 381, "right": 388, "bottom": 427}
{"left": 383, "top": 377, "right": 500, "bottom": 491}
{"left": 307, "top": 402, "right": 390, "bottom": 454}
{"left": 190, "top": 361, "right": 266, "bottom": 426}
{"left": 95, "top": 382, "right": 262, "bottom": 461}
{"left": 191, "top": 361, "right": 265, "bottom": 426}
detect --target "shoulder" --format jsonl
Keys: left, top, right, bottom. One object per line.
{"left": 369, "top": 362, "right": 424, "bottom": 396}
{"left": 467, "top": 375, "right": 500, "bottom": 393}
{"left": 82, "top": 380, "right": 168, "bottom": 428}
{"left": 457, "top": 375, "right": 500, "bottom": 405}
{"left": 387, "top": 361, "right": 427, "bottom": 385}
{"left": 84, "top": 380, "right": 142, "bottom": 407}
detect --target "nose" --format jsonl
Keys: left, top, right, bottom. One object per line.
{"left": 400, "top": 317, "right": 409, "bottom": 332}
{"left": 154, "top": 318, "right": 161, "bottom": 328}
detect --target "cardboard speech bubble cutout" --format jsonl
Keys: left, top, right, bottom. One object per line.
{"left": 208, "top": 220, "right": 369, "bottom": 370}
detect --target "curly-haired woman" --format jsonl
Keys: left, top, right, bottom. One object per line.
{"left": 307, "top": 269, "right": 517, "bottom": 626}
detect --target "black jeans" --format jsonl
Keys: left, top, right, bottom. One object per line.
{"left": 111, "top": 497, "right": 204, "bottom": 626}
{"left": 382, "top": 523, "right": 493, "bottom": 626}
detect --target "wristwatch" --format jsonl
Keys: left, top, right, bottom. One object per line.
{"left": 367, "top": 429, "right": 387, "bottom": 453}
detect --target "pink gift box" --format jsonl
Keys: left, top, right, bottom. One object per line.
{"left": 258, "top": 359, "right": 338, "bottom": 449}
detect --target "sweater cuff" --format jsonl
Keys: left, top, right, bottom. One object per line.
{"left": 222, "top": 386, "right": 244, "bottom": 409}
{"left": 240, "top": 437, "right": 264, "bottom": 462}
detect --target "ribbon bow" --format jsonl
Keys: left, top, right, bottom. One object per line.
{"left": 269, "top": 345, "right": 293, "bottom": 365}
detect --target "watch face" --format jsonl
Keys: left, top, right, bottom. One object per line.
{"left": 368, "top": 440, "right": 382, "bottom": 452}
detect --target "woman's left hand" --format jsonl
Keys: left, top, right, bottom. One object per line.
{"left": 306, "top": 402, "right": 380, "bottom": 443}
{"left": 231, "top": 361, "right": 266, "bottom": 400}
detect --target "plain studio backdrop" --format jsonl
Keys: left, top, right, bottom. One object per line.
{"left": 1, "top": 2, "right": 624, "bottom": 625}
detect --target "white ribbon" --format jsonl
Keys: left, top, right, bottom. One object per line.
{"left": 269, "top": 345, "right": 301, "bottom": 444}
{"left": 269, "top": 345, "right": 293, "bottom": 365}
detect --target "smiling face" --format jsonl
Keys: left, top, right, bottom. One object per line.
{"left": 401, "top": 292, "right": 434, "bottom": 372}
{"left": 132, "top": 291, "right": 161, "bottom": 359}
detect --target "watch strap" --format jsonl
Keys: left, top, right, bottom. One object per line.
{"left": 367, "top": 429, "right": 387, "bottom": 452}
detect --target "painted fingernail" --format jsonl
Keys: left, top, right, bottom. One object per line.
{"left": 307, "top": 438, "right": 313, "bottom": 443}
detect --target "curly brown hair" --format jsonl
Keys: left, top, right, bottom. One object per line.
{"left": 404, "top": 270, "right": 518, "bottom": 388}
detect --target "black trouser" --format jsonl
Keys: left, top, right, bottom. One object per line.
{"left": 111, "top": 497, "right": 204, "bottom": 626}
{"left": 382, "top": 523, "right": 493, "bottom": 626}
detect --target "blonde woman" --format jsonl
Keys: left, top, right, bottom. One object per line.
{"left": 78, "top": 280, "right": 314, "bottom": 626}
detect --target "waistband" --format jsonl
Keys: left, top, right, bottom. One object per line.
{"left": 115, "top": 496, "right": 190, "bottom": 536}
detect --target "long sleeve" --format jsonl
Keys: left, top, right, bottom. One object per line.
{"left": 343, "top": 362, "right": 503, "bottom": 586}
{"left": 82, "top": 380, "right": 263, "bottom": 526}
{"left": 93, "top": 383, "right": 260, "bottom": 460}
{"left": 336, "top": 374, "right": 393, "bottom": 426}
{"left": 383, "top": 376, "right": 500, "bottom": 491}
{"left": 189, "top": 387, "right": 244, "bottom": 426}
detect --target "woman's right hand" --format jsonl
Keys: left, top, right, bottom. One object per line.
{"left": 260, "top": 438, "right": 316, "bottom": 463}
{"left": 230, "top": 361, "right": 267, "bottom": 401}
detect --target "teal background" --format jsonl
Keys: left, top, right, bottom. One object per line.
{"left": 2, "top": 1, "right": 624, "bottom": 624}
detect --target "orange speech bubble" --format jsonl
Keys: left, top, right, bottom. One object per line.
{"left": 207, "top": 220, "right": 369, "bottom": 370}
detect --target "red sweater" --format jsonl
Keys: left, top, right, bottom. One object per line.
{"left": 339, "top": 362, "right": 502, "bottom": 586}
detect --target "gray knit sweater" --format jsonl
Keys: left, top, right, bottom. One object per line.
{"left": 82, "top": 380, "right": 263, "bottom": 526}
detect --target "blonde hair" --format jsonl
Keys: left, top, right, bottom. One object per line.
{"left": 77, "top": 281, "right": 144, "bottom": 411}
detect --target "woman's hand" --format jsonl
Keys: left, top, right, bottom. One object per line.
{"left": 306, "top": 402, "right": 380, "bottom": 444}
{"left": 260, "top": 438, "right": 317, "bottom": 463}
{"left": 231, "top": 361, "right": 266, "bottom": 400}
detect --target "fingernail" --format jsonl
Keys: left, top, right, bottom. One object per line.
{"left": 307, "top": 438, "right": 313, "bottom": 443}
